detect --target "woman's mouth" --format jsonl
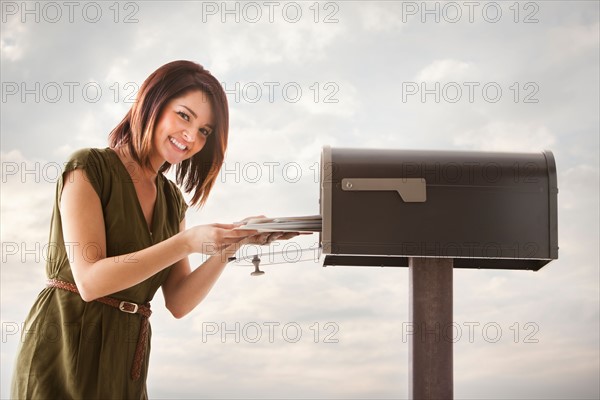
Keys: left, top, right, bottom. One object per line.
{"left": 169, "top": 136, "right": 188, "bottom": 152}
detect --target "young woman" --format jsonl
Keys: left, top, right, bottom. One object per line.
{"left": 11, "top": 60, "right": 289, "bottom": 398}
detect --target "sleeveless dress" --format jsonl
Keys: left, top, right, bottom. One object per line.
{"left": 11, "top": 147, "right": 188, "bottom": 399}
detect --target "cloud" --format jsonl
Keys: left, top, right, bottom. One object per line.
{"left": 415, "top": 59, "right": 473, "bottom": 82}
{"left": 453, "top": 121, "right": 556, "bottom": 152}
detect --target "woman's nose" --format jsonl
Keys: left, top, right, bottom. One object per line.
{"left": 182, "top": 130, "right": 195, "bottom": 143}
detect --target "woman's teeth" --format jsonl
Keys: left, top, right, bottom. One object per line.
{"left": 169, "top": 137, "right": 187, "bottom": 151}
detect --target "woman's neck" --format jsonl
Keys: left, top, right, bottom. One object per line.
{"left": 114, "top": 145, "right": 160, "bottom": 183}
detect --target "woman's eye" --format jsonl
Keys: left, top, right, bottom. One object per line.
{"left": 176, "top": 111, "right": 190, "bottom": 121}
{"left": 199, "top": 128, "right": 212, "bottom": 138}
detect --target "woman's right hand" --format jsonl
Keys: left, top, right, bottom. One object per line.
{"left": 184, "top": 223, "right": 258, "bottom": 255}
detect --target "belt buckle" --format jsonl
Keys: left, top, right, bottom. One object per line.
{"left": 119, "top": 301, "right": 139, "bottom": 314}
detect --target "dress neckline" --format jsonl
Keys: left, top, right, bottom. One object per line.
{"left": 105, "top": 147, "right": 161, "bottom": 239}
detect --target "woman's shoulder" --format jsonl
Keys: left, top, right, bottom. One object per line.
{"left": 63, "top": 147, "right": 120, "bottom": 170}
{"left": 65, "top": 147, "right": 113, "bottom": 161}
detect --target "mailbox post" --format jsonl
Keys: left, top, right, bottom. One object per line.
{"left": 319, "top": 146, "right": 558, "bottom": 399}
{"left": 409, "top": 257, "right": 453, "bottom": 399}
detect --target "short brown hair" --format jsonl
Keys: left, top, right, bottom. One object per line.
{"left": 108, "top": 60, "right": 228, "bottom": 207}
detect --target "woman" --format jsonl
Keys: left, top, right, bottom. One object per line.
{"left": 11, "top": 60, "right": 288, "bottom": 398}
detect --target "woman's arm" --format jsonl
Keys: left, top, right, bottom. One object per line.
{"left": 161, "top": 223, "right": 300, "bottom": 319}
{"left": 60, "top": 168, "right": 253, "bottom": 302}
{"left": 161, "top": 218, "right": 239, "bottom": 319}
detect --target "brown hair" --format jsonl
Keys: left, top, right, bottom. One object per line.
{"left": 108, "top": 60, "right": 228, "bottom": 207}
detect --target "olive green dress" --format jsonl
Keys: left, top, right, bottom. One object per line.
{"left": 11, "top": 147, "right": 188, "bottom": 399}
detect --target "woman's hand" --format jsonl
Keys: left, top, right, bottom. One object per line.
{"left": 184, "top": 223, "right": 258, "bottom": 255}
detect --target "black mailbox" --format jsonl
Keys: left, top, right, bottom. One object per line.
{"left": 320, "top": 146, "right": 558, "bottom": 270}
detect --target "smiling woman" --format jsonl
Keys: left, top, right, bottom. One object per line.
{"left": 9, "top": 60, "right": 290, "bottom": 399}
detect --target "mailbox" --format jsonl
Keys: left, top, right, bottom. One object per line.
{"left": 320, "top": 146, "right": 558, "bottom": 270}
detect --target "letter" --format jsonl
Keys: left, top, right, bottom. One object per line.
{"left": 220, "top": 161, "right": 240, "bottom": 183}
{"left": 402, "top": 2, "right": 418, "bottom": 23}
{"left": 420, "top": 1, "right": 440, "bottom": 23}
{"left": 420, "top": 322, "right": 440, "bottom": 343}
{"left": 42, "top": 2, "right": 62, "bottom": 23}
{"left": 420, "top": 81, "right": 440, "bottom": 103}
{"left": 242, "top": 161, "right": 262, "bottom": 183}
{"left": 21, "top": 161, "right": 39, "bottom": 183}
{"left": 41, "top": 161, "right": 62, "bottom": 183}
{"left": 1, "top": 161, "right": 18, "bottom": 183}
{"left": 282, "top": 242, "right": 302, "bottom": 263}
{"left": 82, "top": 2, "right": 102, "bottom": 23}
{"left": 282, "top": 322, "right": 302, "bottom": 343}
{"left": 282, "top": 161, "right": 301, "bottom": 183}
{"left": 442, "top": 82, "right": 462, "bottom": 103}
{"left": 42, "top": 82, "right": 62, "bottom": 103}
{"left": 482, "top": 2, "right": 502, "bottom": 23}
{"left": 402, "top": 82, "right": 419, "bottom": 103}
{"left": 442, "top": 2, "right": 461, "bottom": 23}
{"left": 463, "top": 321, "right": 480, "bottom": 343}
{"left": 82, "top": 82, "right": 102, "bottom": 103}
{"left": 282, "top": 2, "right": 301, "bottom": 23}
{"left": 463, "top": 81, "right": 480, "bottom": 103}
{"left": 262, "top": 161, "right": 279, "bottom": 183}
{"left": 21, "top": 1, "right": 40, "bottom": 23}
{"left": 242, "top": 2, "right": 261, "bottom": 23}
{"left": 63, "top": 81, "right": 79, "bottom": 102}
{"left": 221, "top": 321, "right": 240, "bottom": 343}
{"left": 1, "top": 242, "right": 19, "bottom": 263}
{"left": 2, "top": 322, "right": 20, "bottom": 343}
{"left": 202, "top": 322, "right": 219, "bottom": 343}
{"left": 1, "top": 82, "right": 19, "bottom": 102}
{"left": 202, "top": 2, "right": 218, "bottom": 22}
{"left": 482, "top": 82, "right": 501, "bottom": 103}
{"left": 242, "top": 82, "right": 262, "bottom": 103}
{"left": 263, "top": 321, "right": 280, "bottom": 343}
{"left": 242, "top": 322, "right": 262, "bottom": 343}
{"left": 441, "top": 161, "right": 461, "bottom": 183}
{"left": 63, "top": 1, "right": 79, "bottom": 23}
{"left": 482, "top": 322, "right": 502, "bottom": 343}
{"left": 282, "top": 82, "right": 301, "bottom": 103}
{"left": 220, "top": 1, "right": 240, "bottom": 23}
{"left": 463, "top": 1, "right": 479, "bottom": 23}
{"left": 402, "top": 322, "right": 414, "bottom": 343}
{"left": 20, "top": 82, "right": 41, "bottom": 103}
{"left": 220, "top": 81, "right": 240, "bottom": 103}
{"left": 262, "top": 1, "right": 279, "bottom": 23}
{"left": 445, "top": 322, "right": 461, "bottom": 343}
{"left": 263, "top": 81, "right": 280, "bottom": 103}
{"left": 1, "top": 2, "right": 18, "bottom": 23}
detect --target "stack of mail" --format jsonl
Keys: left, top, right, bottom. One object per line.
{"left": 237, "top": 215, "right": 322, "bottom": 232}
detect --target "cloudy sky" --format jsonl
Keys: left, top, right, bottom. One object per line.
{"left": 1, "top": 1, "right": 599, "bottom": 398}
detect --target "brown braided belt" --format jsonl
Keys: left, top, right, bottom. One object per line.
{"left": 46, "top": 278, "right": 151, "bottom": 381}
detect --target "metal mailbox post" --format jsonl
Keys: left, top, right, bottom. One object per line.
{"left": 319, "top": 146, "right": 559, "bottom": 399}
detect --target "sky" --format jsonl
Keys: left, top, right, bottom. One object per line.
{"left": 1, "top": 0, "right": 599, "bottom": 398}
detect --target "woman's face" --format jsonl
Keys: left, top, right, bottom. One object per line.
{"left": 152, "top": 90, "right": 214, "bottom": 166}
